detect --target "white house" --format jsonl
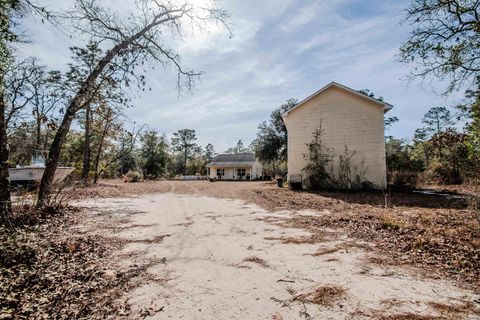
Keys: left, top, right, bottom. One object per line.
{"left": 207, "top": 154, "right": 263, "bottom": 180}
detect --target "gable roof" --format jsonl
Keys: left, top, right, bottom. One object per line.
{"left": 206, "top": 153, "right": 257, "bottom": 167}
{"left": 283, "top": 82, "right": 393, "bottom": 118}
{"left": 212, "top": 154, "right": 256, "bottom": 162}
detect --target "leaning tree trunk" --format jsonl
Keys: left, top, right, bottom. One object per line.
{"left": 82, "top": 105, "right": 91, "bottom": 185}
{"left": 36, "top": 14, "right": 187, "bottom": 208}
{"left": 34, "top": 89, "right": 42, "bottom": 151}
{"left": 0, "top": 74, "right": 12, "bottom": 224}
{"left": 37, "top": 42, "right": 127, "bottom": 208}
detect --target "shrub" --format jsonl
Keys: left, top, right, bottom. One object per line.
{"left": 123, "top": 170, "right": 142, "bottom": 183}
{"left": 388, "top": 171, "right": 419, "bottom": 189}
{"left": 302, "top": 125, "right": 334, "bottom": 189}
{"left": 303, "top": 126, "right": 370, "bottom": 191}
{"left": 334, "top": 145, "right": 367, "bottom": 191}
{"left": 425, "top": 162, "right": 463, "bottom": 185}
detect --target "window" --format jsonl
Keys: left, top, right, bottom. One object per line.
{"left": 217, "top": 168, "right": 224, "bottom": 176}
{"left": 237, "top": 168, "right": 246, "bottom": 177}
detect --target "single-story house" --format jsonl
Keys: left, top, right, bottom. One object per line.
{"left": 282, "top": 82, "right": 393, "bottom": 188}
{"left": 207, "top": 154, "right": 263, "bottom": 180}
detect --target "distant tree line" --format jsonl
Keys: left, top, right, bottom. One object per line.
{"left": 251, "top": 0, "right": 480, "bottom": 189}
{"left": 0, "top": 0, "right": 230, "bottom": 224}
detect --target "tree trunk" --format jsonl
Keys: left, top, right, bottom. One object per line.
{"left": 37, "top": 106, "right": 76, "bottom": 207}
{"left": 36, "top": 13, "right": 186, "bottom": 208}
{"left": 34, "top": 89, "right": 42, "bottom": 151}
{"left": 0, "top": 74, "right": 12, "bottom": 224}
{"left": 184, "top": 149, "right": 187, "bottom": 175}
{"left": 37, "top": 43, "right": 126, "bottom": 208}
{"left": 93, "top": 120, "right": 110, "bottom": 184}
{"left": 82, "top": 105, "right": 91, "bottom": 184}
{"left": 35, "top": 116, "right": 42, "bottom": 150}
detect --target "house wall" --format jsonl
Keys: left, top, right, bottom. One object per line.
{"left": 284, "top": 86, "right": 387, "bottom": 187}
{"left": 252, "top": 161, "right": 263, "bottom": 179}
{"left": 208, "top": 164, "right": 263, "bottom": 180}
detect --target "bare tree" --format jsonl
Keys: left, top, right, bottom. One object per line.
{"left": 36, "top": 0, "right": 230, "bottom": 207}
{"left": 95, "top": 122, "right": 145, "bottom": 180}
{"left": 1, "top": 0, "right": 56, "bottom": 223}
{"left": 3, "top": 59, "right": 37, "bottom": 129}
{"left": 399, "top": 0, "right": 480, "bottom": 92}
{"left": 92, "top": 103, "right": 121, "bottom": 184}
{"left": 0, "top": 76, "right": 11, "bottom": 224}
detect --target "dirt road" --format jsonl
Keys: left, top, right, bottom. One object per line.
{"left": 80, "top": 184, "right": 479, "bottom": 319}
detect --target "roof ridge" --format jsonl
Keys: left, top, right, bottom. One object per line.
{"left": 283, "top": 81, "right": 393, "bottom": 118}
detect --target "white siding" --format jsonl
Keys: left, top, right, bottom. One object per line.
{"left": 284, "top": 86, "right": 387, "bottom": 187}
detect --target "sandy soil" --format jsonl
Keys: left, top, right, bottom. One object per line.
{"left": 77, "top": 182, "right": 480, "bottom": 319}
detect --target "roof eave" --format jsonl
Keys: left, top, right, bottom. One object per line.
{"left": 282, "top": 82, "right": 394, "bottom": 117}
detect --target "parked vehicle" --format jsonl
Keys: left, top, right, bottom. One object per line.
{"left": 8, "top": 152, "right": 74, "bottom": 187}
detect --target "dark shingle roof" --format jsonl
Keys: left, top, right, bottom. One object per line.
{"left": 206, "top": 154, "right": 257, "bottom": 167}
{"left": 212, "top": 154, "right": 256, "bottom": 162}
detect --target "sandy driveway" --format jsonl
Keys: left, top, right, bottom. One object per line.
{"left": 80, "top": 188, "right": 479, "bottom": 319}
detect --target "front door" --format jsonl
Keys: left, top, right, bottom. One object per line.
{"left": 237, "top": 168, "right": 246, "bottom": 180}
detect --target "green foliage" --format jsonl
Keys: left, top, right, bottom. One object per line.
{"left": 457, "top": 77, "right": 480, "bottom": 179}
{"left": 270, "top": 98, "right": 297, "bottom": 161}
{"left": 171, "top": 129, "right": 201, "bottom": 175}
{"left": 384, "top": 116, "right": 399, "bottom": 131}
{"left": 252, "top": 98, "right": 297, "bottom": 176}
{"left": 0, "top": 0, "right": 19, "bottom": 71}
{"left": 123, "top": 170, "right": 142, "bottom": 183}
{"left": 303, "top": 125, "right": 371, "bottom": 190}
{"left": 386, "top": 137, "right": 425, "bottom": 172}
{"left": 416, "top": 107, "right": 455, "bottom": 140}
{"left": 7, "top": 123, "right": 36, "bottom": 165}
{"left": 302, "top": 125, "right": 334, "bottom": 189}
{"left": 385, "top": 137, "right": 425, "bottom": 189}
{"left": 59, "top": 131, "right": 84, "bottom": 172}
{"left": 225, "top": 140, "right": 250, "bottom": 154}
{"left": 140, "top": 130, "right": 168, "bottom": 179}
{"left": 357, "top": 89, "right": 383, "bottom": 101}
{"left": 204, "top": 143, "right": 216, "bottom": 162}
{"left": 428, "top": 130, "right": 469, "bottom": 184}
{"left": 251, "top": 122, "right": 282, "bottom": 173}
{"left": 185, "top": 157, "right": 206, "bottom": 176}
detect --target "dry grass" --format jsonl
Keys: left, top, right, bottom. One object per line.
{"left": 124, "top": 235, "right": 170, "bottom": 244}
{"left": 264, "top": 234, "right": 324, "bottom": 244}
{"left": 378, "top": 314, "right": 445, "bottom": 320}
{"left": 310, "top": 246, "right": 341, "bottom": 256}
{"left": 282, "top": 285, "right": 346, "bottom": 307}
{"left": 380, "top": 214, "right": 408, "bottom": 230}
{"left": 300, "top": 286, "right": 346, "bottom": 306}
{"left": 83, "top": 179, "right": 480, "bottom": 289}
{"left": 242, "top": 256, "right": 270, "bottom": 268}
{"left": 428, "top": 301, "right": 480, "bottom": 316}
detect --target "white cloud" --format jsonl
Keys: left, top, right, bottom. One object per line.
{"left": 12, "top": 0, "right": 465, "bottom": 152}
{"left": 280, "top": 0, "right": 347, "bottom": 32}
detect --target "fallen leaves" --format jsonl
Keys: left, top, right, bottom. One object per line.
{"left": 0, "top": 208, "right": 131, "bottom": 319}
{"left": 251, "top": 187, "right": 480, "bottom": 289}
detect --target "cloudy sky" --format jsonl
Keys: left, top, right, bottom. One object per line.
{"left": 18, "top": 0, "right": 465, "bottom": 152}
